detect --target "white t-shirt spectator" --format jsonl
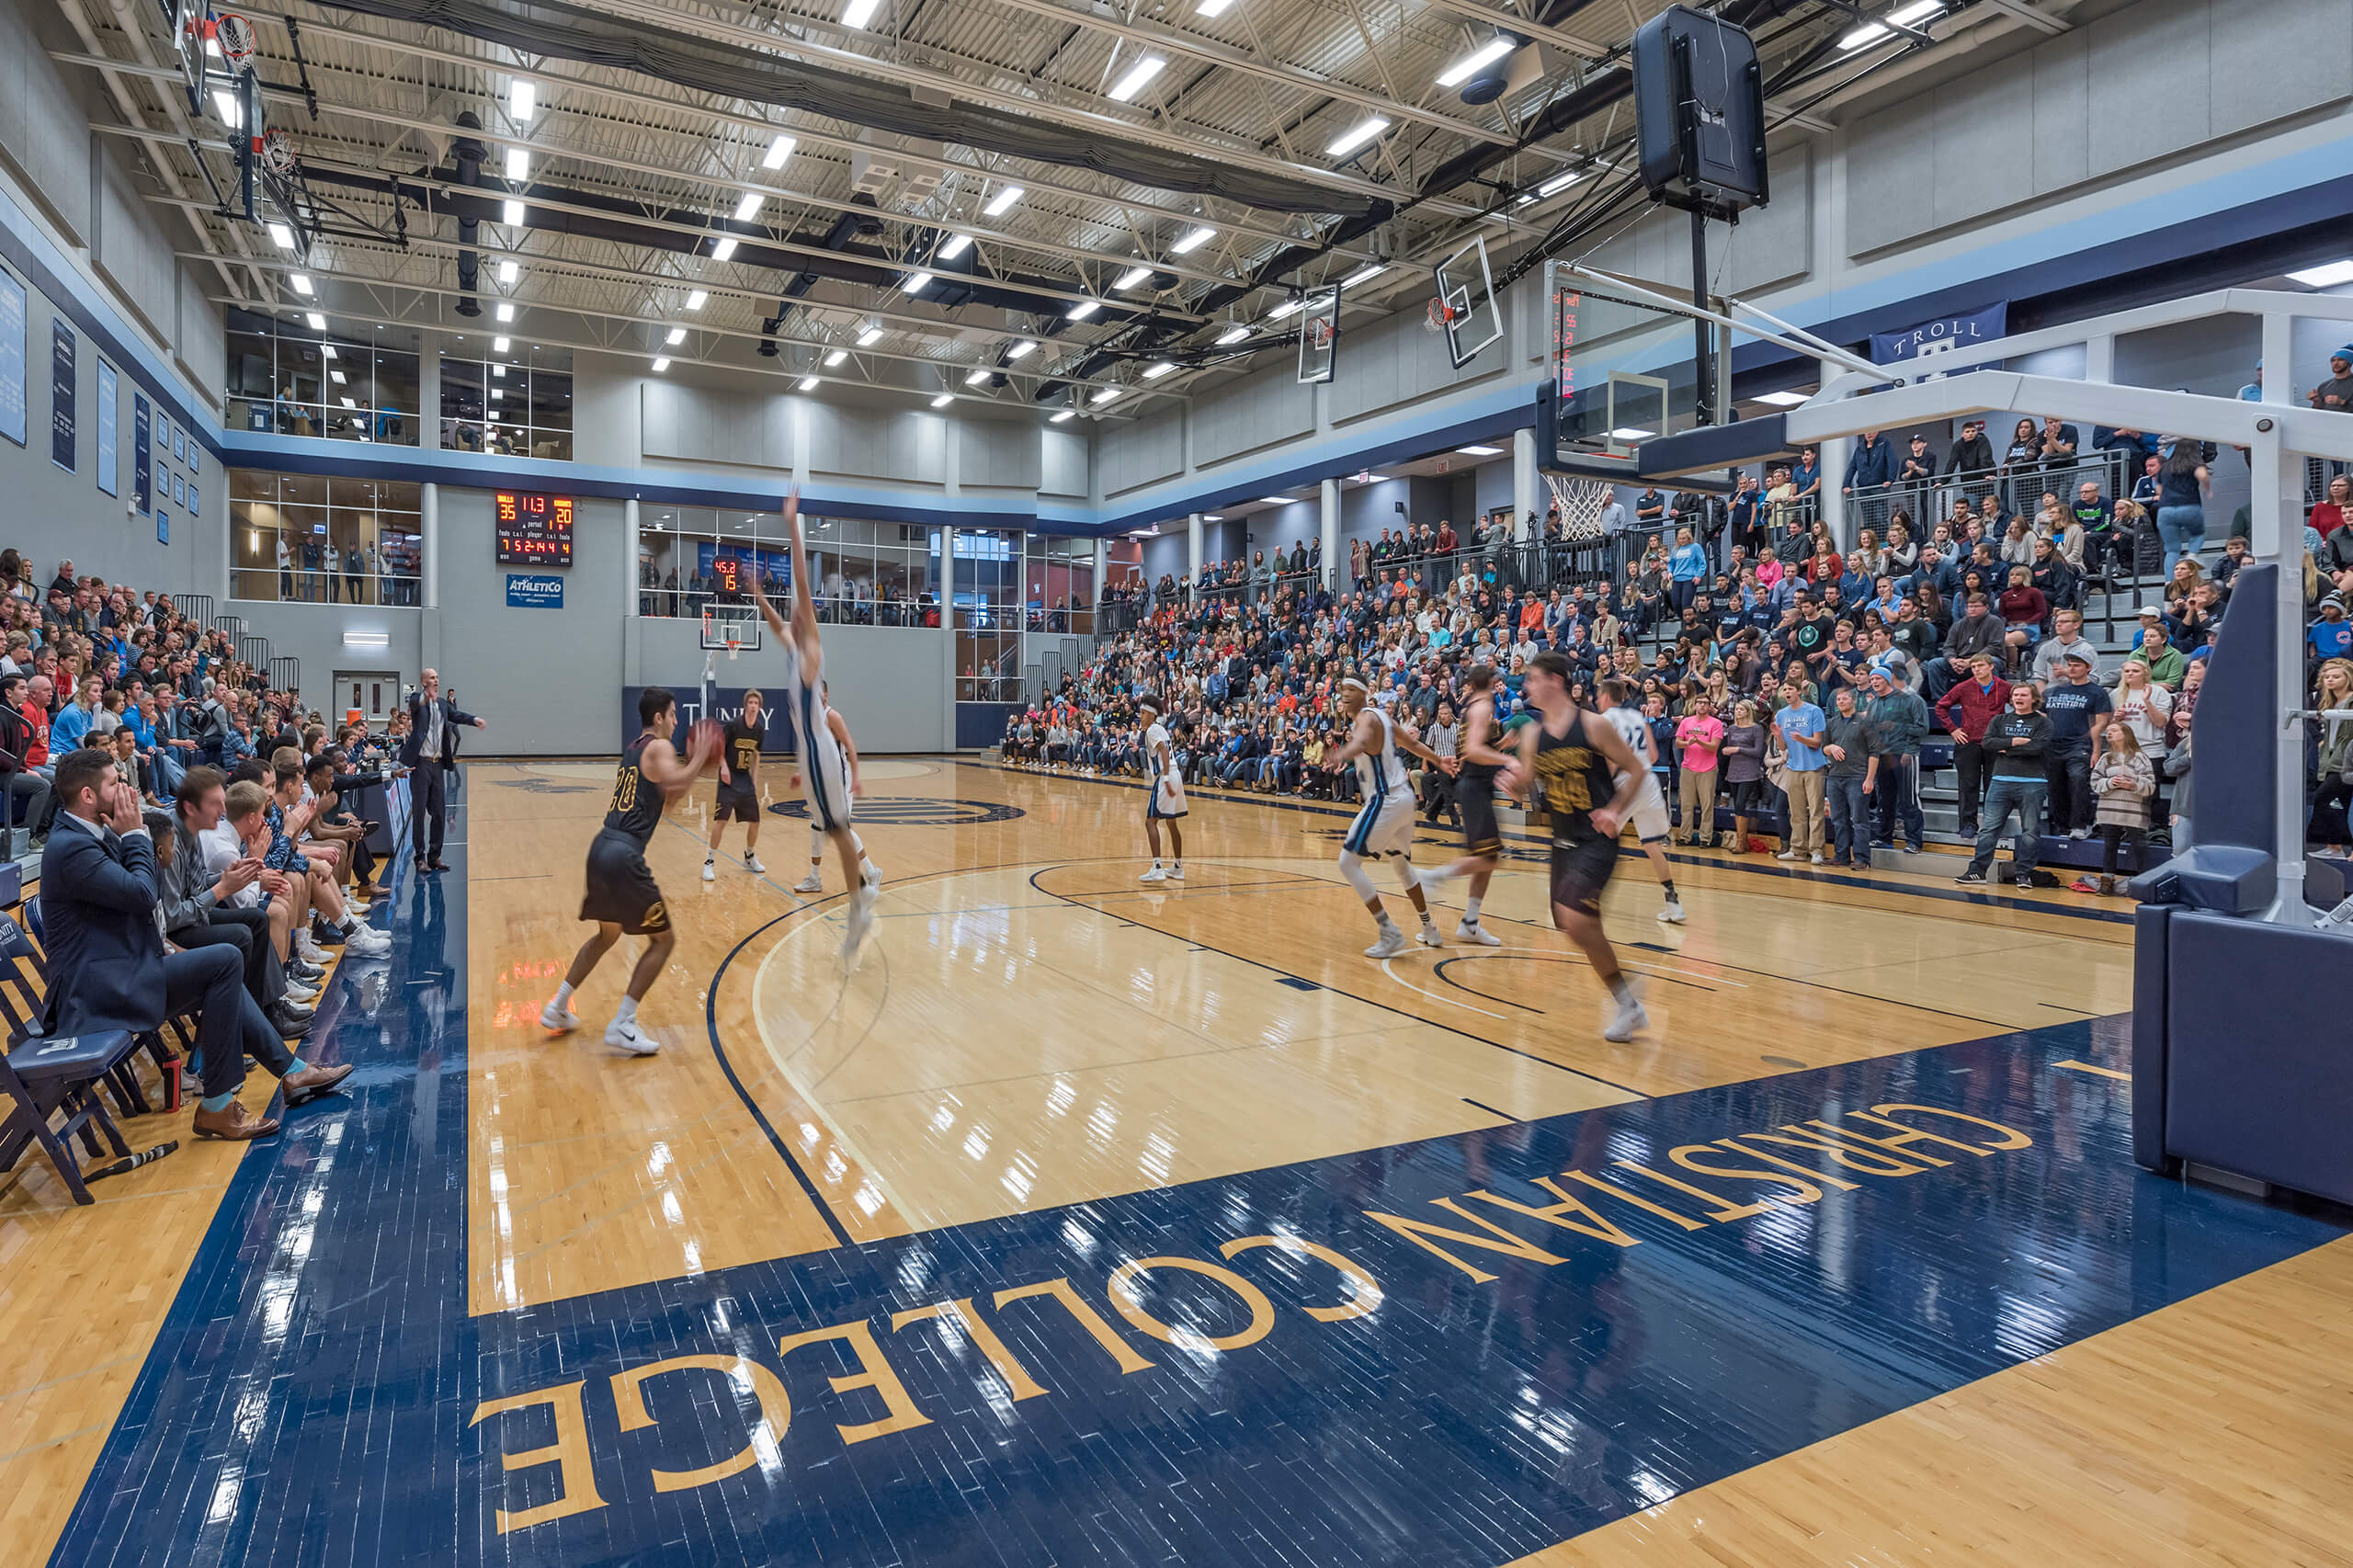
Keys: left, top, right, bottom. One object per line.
{"left": 199, "top": 820, "right": 263, "bottom": 908}
{"left": 2113, "top": 680, "right": 2174, "bottom": 756}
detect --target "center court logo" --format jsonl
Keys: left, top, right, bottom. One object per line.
{"left": 767, "top": 799, "right": 1024, "bottom": 825}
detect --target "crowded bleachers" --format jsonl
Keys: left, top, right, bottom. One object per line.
{"left": 0, "top": 553, "right": 396, "bottom": 1196}
{"left": 1013, "top": 419, "right": 2353, "bottom": 899}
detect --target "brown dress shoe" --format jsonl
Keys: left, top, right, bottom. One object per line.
{"left": 282, "top": 1062, "right": 356, "bottom": 1104}
{"left": 192, "top": 1100, "right": 281, "bottom": 1141}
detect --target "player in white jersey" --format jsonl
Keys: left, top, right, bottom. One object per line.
{"left": 792, "top": 684, "right": 881, "bottom": 894}
{"left": 753, "top": 490, "right": 880, "bottom": 964}
{"left": 1597, "top": 677, "right": 1685, "bottom": 924}
{"left": 1137, "top": 702, "right": 1187, "bottom": 882}
{"left": 1327, "top": 678, "right": 1448, "bottom": 958}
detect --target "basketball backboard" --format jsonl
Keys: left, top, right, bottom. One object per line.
{"left": 700, "top": 604, "right": 763, "bottom": 656}
{"left": 1295, "top": 285, "right": 1341, "bottom": 385}
{"left": 1430, "top": 234, "right": 1501, "bottom": 369}
{"left": 168, "top": 0, "right": 208, "bottom": 118}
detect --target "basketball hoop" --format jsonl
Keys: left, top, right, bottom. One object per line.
{"left": 1543, "top": 472, "right": 1613, "bottom": 540}
{"left": 1306, "top": 315, "right": 1336, "bottom": 351}
{"left": 259, "top": 127, "right": 298, "bottom": 178}
{"left": 1424, "top": 296, "right": 1456, "bottom": 335}
{"left": 216, "top": 12, "right": 258, "bottom": 73}
{"left": 703, "top": 608, "right": 747, "bottom": 660}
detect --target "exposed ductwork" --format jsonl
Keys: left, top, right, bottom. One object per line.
{"left": 451, "top": 111, "right": 484, "bottom": 316}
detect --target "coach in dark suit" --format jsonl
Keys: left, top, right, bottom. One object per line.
{"left": 398, "top": 667, "right": 486, "bottom": 873}
{"left": 37, "top": 751, "right": 351, "bottom": 1140}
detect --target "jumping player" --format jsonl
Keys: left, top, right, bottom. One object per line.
{"left": 752, "top": 492, "right": 880, "bottom": 962}
{"left": 703, "top": 687, "right": 767, "bottom": 882}
{"left": 542, "top": 686, "right": 719, "bottom": 1053}
{"left": 1138, "top": 700, "right": 1186, "bottom": 882}
{"left": 1510, "top": 653, "right": 1649, "bottom": 1041}
{"left": 793, "top": 684, "right": 880, "bottom": 894}
{"left": 1409, "top": 663, "right": 1512, "bottom": 946}
{"left": 1598, "top": 677, "right": 1687, "bottom": 924}
{"left": 1328, "top": 678, "right": 1448, "bottom": 958}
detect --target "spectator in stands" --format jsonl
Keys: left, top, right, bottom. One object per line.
{"left": 1668, "top": 527, "right": 1708, "bottom": 616}
{"left": 1947, "top": 420, "right": 1995, "bottom": 499}
{"left": 2127, "top": 617, "right": 2186, "bottom": 689}
{"left": 1845, "top": 430, "right": 1893, "bottom": 508}
{"left": 2153, "top": 440, "right": 2212, "bottom": 567}
{"left": 1864, "top": 665, "right": 1928, "bottom": 853}
{"left": 1936, "top": 652, "right": 2009, "bottom": 839}
{"left": 2308, "top": 346, "right": 2353, "bottom": 413}
{"left": 0, "top": 674, "right": 44, "bottom": 858}
{"left": 1898, "top": 433, "right": 1938, "bottom": 517}
{"left": 2041, "top": 652, "right": 2112, "bottom": 838}
{"left": 2081, "top": 719, "right": 2154, "bottom": 895}
{"left": 1955, "top": 683, "right": 2050, "bottom": 887}
{"left": 51, "top": 672, "right": 100, "bottom": 756}
{"left": 164, "top": 765, "right": 314, "bottom": 1038}
{"left": 1773, "top": 680, "right": 1827, "bottom": 864}
{"left": 2313, "top": 592, "right": 2353, "bottom": 665}
{"left": 2309, "top": 659, "right": 2353, "bottom": 846}
{"left": 1820, "top": 687, "right": 1872, "bottom": 869}
{"left": 1672, "top": 697, "right": 1722, "bottom": 848}
{"left": 38, "top": 749, "right": 336, "bottom": 1142}
{"left": 2030, "top": 608, "right": 2100, "bottom": 685}
{"left": 1995, "top": 567, "right": 2049, "bottom": 674}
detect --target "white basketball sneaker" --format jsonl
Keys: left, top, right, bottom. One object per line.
{"left": 1657, "top": 899, "right": 1687, "bottom": 925}
{"left": 1139, "top": 864, "right": 1169, "bottom": 882}
{"left": 702, "top": 858, "right": 716, "bottom": 882}
{"left": 1364, "top": 926, "right": 1410, "bottom": 959}
{"left": 1602, "top": 982, "right": 1649, "bottom": 1043}
{"left": 1454, "top": 921, "right": 1502, "bottom": 947}
{"left": 842, "top": 882, "right": 878, "bottom": 963}
{"left": 540, "top": 998, "right": 579, "bottom": 1035}
{"left": 1416, "top": 921, "right": 1444, "bottom": 948}
{"left": 793, "top": 871, "right": 824, "bottom": 894}
{"left": 605, "top": 1016, "right": 659, "bottom": 1055}
{"left": 744, "top": 853, "right": 766, "bottom": 874}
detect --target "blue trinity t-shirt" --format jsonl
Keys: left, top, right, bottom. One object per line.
{"left": 2040, "top": 679, "right": 2112, "bottom": 743}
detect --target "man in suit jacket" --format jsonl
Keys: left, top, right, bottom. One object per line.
{"left": 39, "top": 750, "right": 347, "bottom": 1140}
{"left": 397, "top": 668, "right": 485, "bottom": 873}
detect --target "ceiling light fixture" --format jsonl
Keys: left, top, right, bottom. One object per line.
{"left": 1325, "top": 115, "right": 1389, "bottom": 158}
{"left": 1067, "top": 300, "right": 1101, "bottom": 321}
{"left": 1608, "top": 426, "right": 1654, "bottom": 441}
{"left": 213, "top": 89, "right": 242, "bottom": 129}
{"left": 304, "top": 312, "right": 326, "bottom": 331}
{"left": 1142, "top": 361, "right": 1176, "bottom": 380}
{"left": 1436, "top": 36, "right": 1515, "bottom": 88}
{"left": 905, "top": 270, "right": 935, "bottom": 293}
{"left": 497, "top": 259, "right": 519, "bottom": 284}
{"left": 686, "top": 290, "right": 707, "bottom": 311}
{"left": 495, "top": 302, "right": 515, "bottom": 323}
{"left": 267, "top": 222, "right": 294, "bottom": 249}
{"left": 1108, "top": 56, "right": 1165, "bottom": 101}
{"left": 509, "top": 79, "right": 536, "bottom": 119}
{"left": 1091, "top": 387, "right": 1123, "bottom": 404}
{"left": 494, "top": 335, "right": 511, "bottom": 351}
{"left": 1257, "top": 495, "right": 1293, "bottom": 505}
{"left": 502, "top": 199, "right": 526, "bottom": 226}
{"left": 965, "top": 368, "right": 992, "bottom": 385}
{"left": 652, "top": 357, "right": 670, "bottom": 372}
{"left": 504, "top": 147, "right": 528, "bottom": 181}
{"left": 330, "top": 369, "right": 347, "bottom": 385}
{"left": 1050, "top": 409, "right": 1075, "bottom": 423}
{"left": 733, "top": 190, "right": 763, "bottom": 222}
{"left": 824, "top": 349, "right": 848, "bottom": 367}
{"left": 1197, "top": 0, "right": 1233, "bottom": 15}
{"left": 665, "top": 326, "right": 686, "bottom": 346}
{"left": 1170, "top": 225, "right": 1217, "bottom": 255}
{"left": 1456, "top": 444, "right": 1502, "bottom": 456}
{"left": 800, "top": 375, "right": 820, "bottom": 390}
{"left": 340, "top": 396, "right": 358, "bottom": 410}
{"left": 1215, "top": 324, "right": 1249, "bottom": 345}
{"left": 1267, "top": 298, "right": 1304, "bottom": 321}
{"left": 710, "top": 236, "right": 738, "bottom": 262}
{"left": 2288, "top": 259, "right": 2353, "bottom": 288}
{"left": 763, "top": 133, "right": 796, "bottom": 169}
{"left": 1005, "top": 339, "right": 1038, "bottom": 361}
{"left": 1341, "top": 264, "right": 1385, "bottom": 290}
{"left": 290, "top": 274, "right": 313, "bottom": 296}
{"left": 1889, "top": 0, "right": 1947, "bottom": 22}
{"left": 938, "top": 233, "right": 972, "bottom": 259}
{"left": 857, "top": 326, "right": 884, "bottom": 346}
{"left": 842, "top": 0, "right": 880, "bottom": 26}
{"left": 1114, "top": 266, "right": 1154, "bottom": 291}
{"left": 1755, "top": 389, "right": 1812, "bottom": 407}
{"left": 983, "top": 185, "right": 1026, "bottom": 217}
{"left": 931, "top": 393, "right": 954, "bottom": 408}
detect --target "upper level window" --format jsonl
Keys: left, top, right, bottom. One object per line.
{"left": 226, "top": 308, "right": 422, "bottom": 447}
{"left": 441, "top": 344, "right": 573, "bottom": 460}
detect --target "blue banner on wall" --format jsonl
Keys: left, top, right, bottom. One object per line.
{"left": 0, "top": 267, "right": 23, "bottom": 449}
{"left": 505, "top": 574, "right": 563, "bottom": 608}
{"left": 96, "top": 360, "right": 118, "bottom": 497}
{"left": 620, "top": 686, "right": 799, "bottom": 753}
{"left": 50, "top": 319, "right": 74, "bottom": 472}
{"left": 131, "top": 393, "right": 151, "bottom": 512}
{"left": 1870, "top": 301, "right": 2007, "bottom": 365}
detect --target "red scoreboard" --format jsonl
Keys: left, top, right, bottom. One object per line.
{"left": 494, "top": 491, "right": 574, "bottom": 564}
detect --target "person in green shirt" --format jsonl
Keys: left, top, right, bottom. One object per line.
{"left": 2126, "top": 622, "right": 2186, "bottom": 689}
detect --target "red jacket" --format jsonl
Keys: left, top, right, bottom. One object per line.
{"left": 1936, "top": 676, "right": 2011, "bottom": 741}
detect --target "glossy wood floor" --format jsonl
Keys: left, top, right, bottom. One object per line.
{"left": 461, "top": 754, "right": 2139, "bottom": 1312}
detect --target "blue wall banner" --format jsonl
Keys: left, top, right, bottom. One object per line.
{"left": 50, "top": 318, "right": 74, "bottom": 472}
{"left": 0, "top": 267, "right": 23, "bottom": 449}
{"left": 504, "top": 573, "right": 563, "bottom": 609}
{"left": 1870, "top": 301, "right": 2007, "bottom": 365}
{"left": 620, "top": 685, "right": 798, "bottom": 752}
{"left": 131, "top": 392, "right": 151, "bottom": 511}
{"left": 96, "top": 360, "right": 118, "bottom": 497}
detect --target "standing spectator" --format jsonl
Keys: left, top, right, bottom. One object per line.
{"left": 2041, "top": 652, "right": 2112, "bottom": 838}
{"left": 2153, "top": 441, "right": 2211, "bottom": 568}
{"left": 2307, "top": 345, "right": 2353, "bottom": 413}
{"left": 1898, "top": 433, "right": 1938, "bottom": 520}
{"left": 1936, "top": 653, "right": 2009, "bottom": 838}
{"left": 1956, "top": 683, "right": 2051, "bottom": 886}
{"left": 1673, "top": 696, "right": 1722, "bottom": 847}
{"left": 1718, "top": 699, "right": 1768, "bottom": 853}
{"left": 1668, "top": 527, "right": 1708, "bottom": 617}
{"left": 1863, "top": 666, "right": 1929, "bottom": 852}
{"left": 2309, "top": 658, "right": 2353, "bottom": 846}
{"left": 1946, "top": 419, "right": 1995, "bottom": 501}
{"left": 1773, "top": 680, "right": 1828, "bottom": 864}
{"left": 2079, "top": 719, "right": 2154, "bottom": 895}
{"left": 1820, "top": 686, "right": 1873, "bottom": 869}
{"left": 2038, "top": 415, "right": 2080, "bottom": 475}
{"left": 398, "top": 668, "right": 487, "bottom": 873}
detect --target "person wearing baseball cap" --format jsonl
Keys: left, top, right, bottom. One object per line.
{"left": 2311, "top": 592, "right": 2352, "bottom": 663}
{"left": 2311, "top": 347, "right": 2353, "bottom": 414}
{"left": 2040, "top": 650, "right": 2112, "bottom": 839}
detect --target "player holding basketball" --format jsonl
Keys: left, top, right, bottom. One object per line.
{"left": 1507, "top": 653, "right": 1649, "bottom": 1041}
{"left": 542, "top": 686, "right": 719, "bottom": 1053}
{"left": 793, "top": 685, "right": 880, "bottom": 894}
{"left": 752, "top": 492, "right": 880, "bottom": 962}
{"left": 1408, "top": 662, "right": 1513, "bottom": 945}
{"left": 1598, "top": 678, "right": 1688, "bottom": 924}
{"left": 1137, "top": 700, "right": 1186, "bottom": 882}
{"left": 1328, "top": 678, "right": 1448, "bottom": 957}
{"left": 703, "top": 687, "right": 767, "bottom": 882}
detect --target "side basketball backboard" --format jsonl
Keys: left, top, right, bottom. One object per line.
{"left": 700, "top": 604, "right": 763, "bottom": 656}
{"left": 169, "top": 0, "right": 208, "bottom": 117}
{"left": 1295, "top": 284, "right": 1341, "bottom": 385}
{"left": 1431, "top": 235, "right": 1501, "bottom": 369}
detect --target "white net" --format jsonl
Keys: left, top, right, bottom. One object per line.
{"left": 1543, "top": 472, "right": 1613, "bottom": 541}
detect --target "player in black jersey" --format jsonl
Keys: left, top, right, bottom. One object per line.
{"left": 702, "top": 688, "right": 768, "bottom": 882}
{"left": 1409, "top": 663, "right": 1515, "bottom": 946}
{"left": 1506, "top": 652, "right": 1651, "bottom": 1042}
{"left": 541, "top": 686, "right": 719, "bottom": 1053}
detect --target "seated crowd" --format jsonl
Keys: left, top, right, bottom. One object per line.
{"left": 0, "top": 552, "right": 409, "bottom": 1145}
{"left": 1009, "top": 429, "right": 2353, "bottom": 900}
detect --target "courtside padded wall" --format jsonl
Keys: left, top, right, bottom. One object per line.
{"left": 324, "top": 0, "right": 1383, "bottom": 220}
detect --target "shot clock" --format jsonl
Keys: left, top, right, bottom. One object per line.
{"left": 494, "top": 491, "right": 574, "bottom": 564}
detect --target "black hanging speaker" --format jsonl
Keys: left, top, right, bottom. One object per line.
{"left": 1631, "top": 5, "right": 1768, "bottom": 213}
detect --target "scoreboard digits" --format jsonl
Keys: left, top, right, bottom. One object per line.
{"left": 494, "top": 492, "right": 575, "bottom": 564}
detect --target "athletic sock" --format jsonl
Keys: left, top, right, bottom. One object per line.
{"left": 1464, "top": 895, "right": 1483, "bottom": 924}
{"left": 552, "top": 982, "right": 574, "bottom": 1010}
{"left": 1660, "top": 879, "right": 1678, "bottom": 902}
{"left": 201, "top": 1092, "right": 235, "bottom": 1113}
{"left": 1604, "top": 972, "right": 1633, "bottom": 1004}
{"left": 1376, "top": 913, "right": 1400, "bottom": 935}
{"left": 615, "top": 994, "right": 639, "bottom": 1025}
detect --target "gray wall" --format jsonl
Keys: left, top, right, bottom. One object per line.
{"left": 436, "top": 491, "right": 629, "bottom": 755}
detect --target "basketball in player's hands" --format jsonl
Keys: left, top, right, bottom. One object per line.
{"left": 686, "top": 718, "right": 726, "bottom": 771}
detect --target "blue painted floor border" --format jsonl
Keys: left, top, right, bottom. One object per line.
{"left": 46, "top": 841, "right": 2347, "bottom": 1568}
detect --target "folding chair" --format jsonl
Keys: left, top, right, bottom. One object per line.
{"left": 0, "top": 914, "right": 137, "bottom": 1206}
{"left": 15, "top": 897, "right": 180, "bottom": 1117}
